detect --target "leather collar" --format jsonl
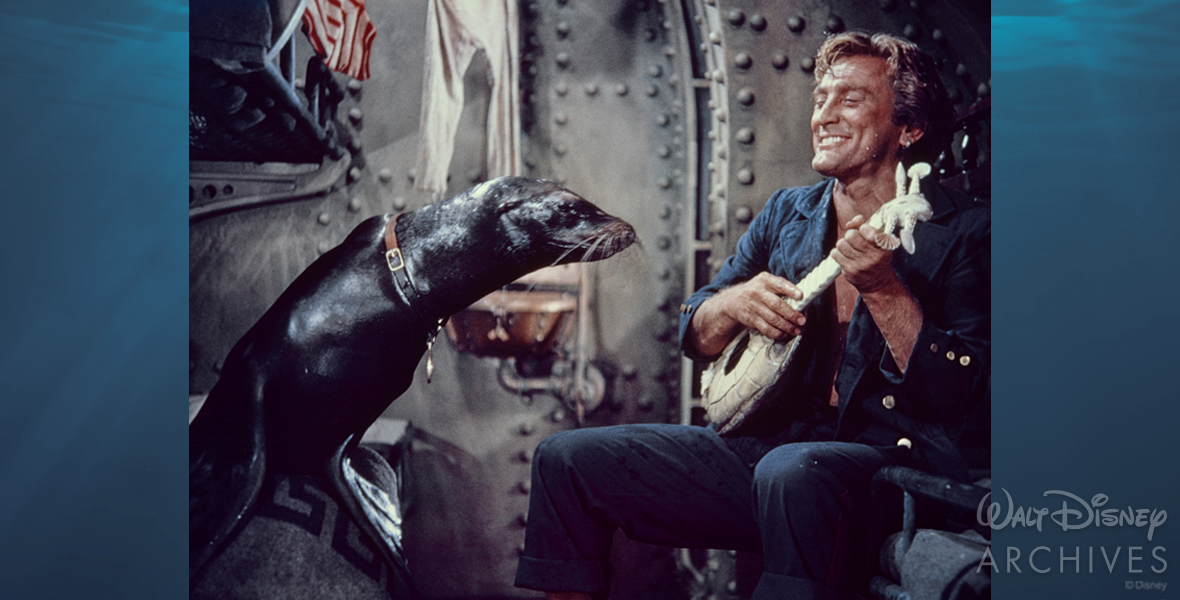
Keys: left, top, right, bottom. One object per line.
{"left": 383, "top": 214, "right": 423, "bottom": 315}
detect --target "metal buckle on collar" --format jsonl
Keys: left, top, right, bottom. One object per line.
{"left": 385, "top": 248, "right": 405, "bottom": 272}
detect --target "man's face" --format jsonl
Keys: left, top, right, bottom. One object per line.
{"left": 810, "top": 55, "right": 909, "bottom": 182}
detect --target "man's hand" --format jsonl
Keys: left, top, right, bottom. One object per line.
{"left": 832, "top": 214, "right": 900, "bottom": 294}
{"left": 689, "top": 272, "right": 806, "bottom": 357}
{"left": 832, "top": 214, "right": 923, "bottom": 372}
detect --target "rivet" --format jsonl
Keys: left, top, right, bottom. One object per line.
{"left": 517, "top": 449, "right": 533, "bottom": 463}
{"left": 658, "top": 176, "right": 671, "bottom": 188}
{"left": 222, "top": 184, "right": 234, "bottom": 195}
{"left": 772, "top": 52, "right": 789, "bottom": 70}
{"left": 378, "top": 168, "right": 393, "bottom": 183}
{"left": 516, "top": 513, "right": 528, "bottom": 527}
{"left": 347, "top": 79, "right": 362, "bottom": 94}
{"left": 318, "top": 212, "right": 331, "bottom": 225}
{"left": 550, "top": 409, "right": 566, "bottom": 423}
{"left": 346, "top": 137, "right": 362, "bottom": 153}
{"left": 659, "top": 205, "right": 672, "bottom": 219}
{"left": 517, "top": 481, "right": 531, "bottom": 494}
{"left": 468, "top": 170, "right": 482, "bottom": 183}
{"left": 800, "top": 57, "right": 815, "bottom": 73}
{"left": 519, "top": 423, "right": 535, "bottom": 436}
{"left": 737, "top": 168, "right": 754, "bottom": 185}
{"left": 646, "top": 84, "right": 659, "bottom": 97}
{"left": 349, "top": 166, "right": 363, "bottom": 181}
{"left": 787, "top": 15, "right": 805, "bottom": 33}
{"left": 638, "top": 396, "right": 655, "bottom": 411}
{"left": 664, "top": 45, "right": 676, "bottom": 57}
{"left": 714, "top": 109, "right": 726, "bottom": 122}
{"left": 708, "top": 31, "right": 721, "bottom": 44}
{"left": 555, "top": 82, "right": 569, "bottom": 96}
{"left": 659, "top": 145, "right": 671, "bottom": 158}
{"left": 976, "top": 82, "right": 990, "bottom": 98}
{"left": 317, "top": 240, "right": 332, "bottom": 254}
{"left": 658, "top": 236, "right": 672, "bottom": 250}
{"left": 348, "top": 197, "right": 362, "bottom": 212}
{"left": 649, "top": 65, "right": 663, "bottom": 77}
{"left": 735, "top": 206, "right": 753, "bottom": 223}
{"left": 903, "top": 23, "right": 922, "bottom": 41}
{"left": 879, "top": 0, "right": 897, "bottom": 10}
{"left": 585, "top": 83, "right": 598, "bottom": 95}
{"left": 554, "top": 144, "right": 567, "bottom": 156}
{"left": 955, "top": 63, "right": 971, "bottom": 80}
{"left": 407, "top": 169, "right": 416, "bottom": 182}
{"left": 707, "top": 99, "right": 716, "bottom": 109}
{"left": 555, "top": 112, "right": 567, "bottom": 125}
{"left": 694, "top": 15, "right": 704, "bottom": 24}
{"left": 749, "top": 14, "right": 767, "bottom": 31}
{"left": 947, "top": 87, "right": 962, "bottom": 104}
{"left": 663, "top": 20, "right": 672, "bottom": 30}
{"left": 645, "top": 28, "right": 658, "bottom": 42}
{"left": 734, "top": 52, "right": 752, "bottom": 69}
{"left": 657, "top": 114, "right": 670, "bottom": 126}
{"left": 699, "top": 42, "right": 710, "bottom": 54}
{"left": 614, "top": 83, "right": 627, "bottom": 96}
{"left": 707, "top": 161, "right": 715, "bottom": 172}
{"left": 931, "top": 29, "right": 946, "bottom": 45}
{"left": 212, "top": 359, "right": 223, "bottom": 373}
{"left": 736, "top": 88, "right": 755, "bottom": 106}
{"left": 707, "top": 129, "right": 717, "bottom": 140}
{"left": 909, "top": 0, "right": 922, "bottom": 11}
{"left": 556, "top": 52, "right": 570, "bottom": 68}
{"left": 556, "top": 21, "right": 571, "bottom": 37}
{"left": 293, "top": 78, "right": 304, "bottom": 90}
{"left": 825, "top": 15, "right": 844, "bottom": 33}
{"left": 348, "top": 107, "right": 363, "bottom": 123}
{"left": 622, "top": 364, "right": 639, "bottom": 379}
{"left": 392, "top": 196, "right": 406, "bottom": 210}
{"left": 712, "top": 69, "right": 724, "bottom": 83}
{"left": 727, "top": 9, "right": 745, "bottom": 26}
{"left": 717, "top": 148, "right": 726, "bottom": 159}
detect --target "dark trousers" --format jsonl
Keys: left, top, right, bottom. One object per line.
{"left": 513, "top": 424, "right": 897, "bottom": 600}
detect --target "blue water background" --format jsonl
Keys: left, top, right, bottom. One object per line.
{"left": 0, "top": 1, "right": 188, "bottom": 597}
{"left": 993, "top": 0, "right": 1180, "bottom": 596}
{"left": 0, "top": 0, "right": 1177, "bottom": 597}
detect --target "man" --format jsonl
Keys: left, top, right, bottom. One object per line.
{"left": 514, "top": 32, "right": 989, "bottom": 600}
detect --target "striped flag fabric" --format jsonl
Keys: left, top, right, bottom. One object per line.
{"left": 302, "top": 0, "right": 377, "bottom": 80}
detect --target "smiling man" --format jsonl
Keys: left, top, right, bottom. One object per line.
{"left": 514, "top": 32, "right": 990, "bottom": 600}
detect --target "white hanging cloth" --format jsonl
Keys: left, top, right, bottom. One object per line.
{"left": 413, "top": 0, "right": 522, "bottom": 195}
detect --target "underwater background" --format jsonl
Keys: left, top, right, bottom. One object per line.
{"left": 0, "top": 0, "right": 1176, "bottom": 597}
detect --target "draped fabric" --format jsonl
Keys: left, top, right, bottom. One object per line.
{"left": 414, "top": 0, "right": 522, "bottom": 196}
{"left": 302, "top": 0, "right": 378, "bottom": 80}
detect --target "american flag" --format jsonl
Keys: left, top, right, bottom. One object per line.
{"left": 302, "top": 0, "right": 377, "bottom": 81}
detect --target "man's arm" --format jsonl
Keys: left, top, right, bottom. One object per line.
{"left": 832, "top": 214, "right": 922, "bottom": 372}
{"left": 688, "top": 273, "right": 807, "bottom": 358}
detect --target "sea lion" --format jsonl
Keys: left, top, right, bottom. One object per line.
{"left": 189, "top": 176, "right": 635, "bottom": 593}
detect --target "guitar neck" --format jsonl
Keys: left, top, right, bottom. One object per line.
{"left": 786, "top": 256, "right": 841, "bottom": 312}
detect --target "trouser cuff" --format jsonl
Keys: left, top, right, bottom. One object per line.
{"left": 515, "top": 555, "right": 611, "bottom": 595}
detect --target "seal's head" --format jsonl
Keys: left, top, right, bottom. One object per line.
{"left": 416, "top": 176, "right": 635, "bottom": 274}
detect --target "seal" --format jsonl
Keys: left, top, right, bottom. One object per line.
{"left": 189, "top": 176, "right": 635, "bottom": 591}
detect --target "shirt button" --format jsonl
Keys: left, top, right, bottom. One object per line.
{"left": 929, "top": 343, "right": 939, "bottom": 353}
{"left": 945, "top": 350, "right": 956, "bottom": 361}
{"left": 897, "top": 437, "right": 912, "bottom": 449}
{"left": 959, "top": 355, "right": 971, "bottom": 367}
{"left": 882, "top": 395, "right": 896, "bottom": 410}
